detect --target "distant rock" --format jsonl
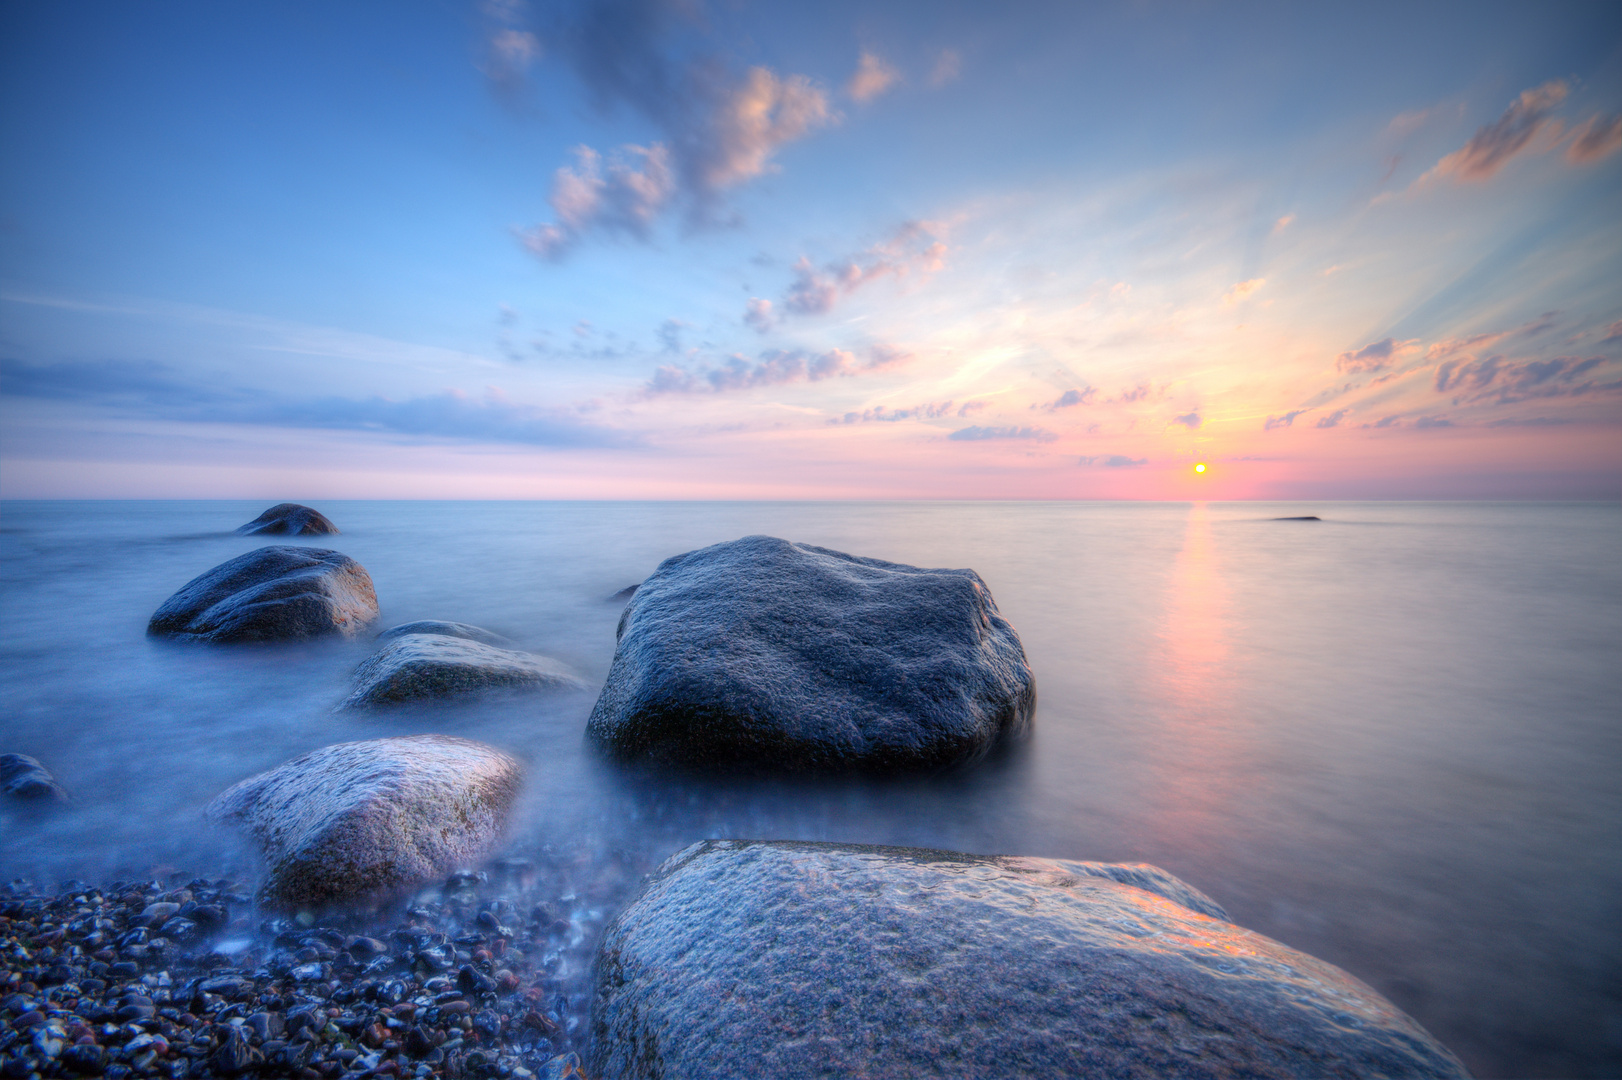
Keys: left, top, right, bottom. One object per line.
{"left": 607, "top": 584, "right": 639, "bottom": 602}
{"left": 345, "top": 632, "right": 586, "bottom": 708}
{"left": 590, "top": 840, "right": 1470, "bottom": 1080}
{"left": 236, "top": 503, "right": 339, "bottom": 536}
{"left": 1273, "top": 515, "right": 1322, "bottom": 521}
{"left": 207, "top": 735, "right": 522, "bottom": 908}
{"left": 376, "top": 620, "right": 514, "bottom": 647}
{"left": 147, "top": 546, "right": 378, "bottom": 643}
{"left": 587, "top": 535, "right": 1034, "bottom": 773}
{"left": 0, "top": 754, "right": 68, "bottom": 803}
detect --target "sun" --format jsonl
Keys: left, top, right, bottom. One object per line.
{"left": 1194, "top": 462, "right": 1207, "bottom": 474}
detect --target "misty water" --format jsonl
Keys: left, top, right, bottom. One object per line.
{"left": 1, "top": 500, "right": 1617, "bottom": 1077}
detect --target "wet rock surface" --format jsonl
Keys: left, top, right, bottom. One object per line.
{"left": 347, "top": 636, "right": 584, "bottom": 709}
{"left": 587, "top": 535, "right": 1036, "bottom": 774}
{"left": 0, "top": 866, "right": 599, "bottom": 1079}
{"left": 376, "top": 624, "right": 514, "bottom": 649}
{"left": 236, "top": 504, "right": 340, "bottom": 536}
{"left": 590, "top": 840, "right": 1471, "bottom": 1080}
{"left": 0, "top": 755, "right": 67, "bottom": 804}
{"left": 147, "top": 548, "right": 379, "bottom": 644}
{"left": 207, "top": 738, "right": 522, "bottom": 909}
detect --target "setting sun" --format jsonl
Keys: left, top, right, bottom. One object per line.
{"left": 1194, "top": 463, "right": 1207, "bottom": 474}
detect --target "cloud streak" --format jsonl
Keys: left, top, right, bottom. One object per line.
{"left": 1421, "top": 80, "right": 1568, "bottom": 183}
{"left": 847, "top": 52, "right": 899, "bottom": 103}
{"left": 1567, "top": 113, "right": 1622, "bottom": 165}
{"left": 778, "top": 221, "right": 948, "bottom": 318}
{"left": 646, "top": 344, "right": 907, "bottom": 394}
{"left": 948, "top": 425, "right": 1055, "bottom": 442}
{"left": 1434, "top": 354, "right": 1620, "bottom": 405}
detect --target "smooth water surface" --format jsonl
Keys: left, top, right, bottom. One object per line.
{"left": 2, "top": 500, "right": 1618, "bottom": 1077}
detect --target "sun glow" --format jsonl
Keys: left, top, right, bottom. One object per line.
{"left": 1194, "top": 463, "right": 1207, "bottom": 474}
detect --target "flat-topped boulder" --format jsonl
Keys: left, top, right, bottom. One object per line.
{"left": 147, "top": 546, "right": 378, "bottom": 643}
{"left": 345, "top": 629, "right": 586, "bottom": 707}
{"left": 207, "top": 735, "right": 522, "bottom": 908}
{"left": 376, "top": 620, "right": 514, "bottom": 648}
{"left": 236, "top": 503, "right": 340, "bottom": 535}
{"left": 590, "top": 840, "right": 1470, "bottom": 1080}
{"left": 0, "top": 754, "right": 68, "bottom": 803}
{"left": 586, "top": 535, "right": 1035, "bottom": 773}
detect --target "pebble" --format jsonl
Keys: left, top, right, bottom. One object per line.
{"left": 0, "top": 868, "right": 601, "bottom": 1078}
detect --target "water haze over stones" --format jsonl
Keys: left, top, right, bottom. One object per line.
{"left": 146, "top": 545, "right": 379, "bottom": 643}
{"left": 590, "top": 840, "right": 1470, "bottom": 1080}
{"left": 587, "top": 535, "right": 1036, "bottom": 773}
{"left": 206, "top": 735, "right": 522, "bottom": 908}
{"left": 235, "top": 502, "right": 340, "bottom": 535}
{"left": 377, "top": 620, "right": 516, "bottom": 647}
{"left": 0, "top": 753, "right": 67, "bottom": 803}
{"left": 346, "top": 631, "right": 587, "bottom": 708}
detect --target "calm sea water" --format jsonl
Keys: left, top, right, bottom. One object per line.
{"left": 1, "top": 500, "right": 1618, "bottom": 1077}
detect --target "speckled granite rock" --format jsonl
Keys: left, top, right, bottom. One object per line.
{"left": 590, "top": 840, "right": 1471, "bottom": 1080}
{"left": 0, "top": 753, "right": 68, "bottom": 803}
{"left": 147, "top": 546, "right": 378, "bottom": 643}
{"left": 345, "top": 632, "right": 586, "bottom": 707}
{"left": 207, "top": 736, "right": 522, "bottom": 908}
{"left": 236, "top": 502, "right": 340, "bottom": 535}
{"left": 586, "top": 535, "right": 1035, "bottom": 773}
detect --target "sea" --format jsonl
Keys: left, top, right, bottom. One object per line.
{"left": 1, "top": 499, "right": 1617, "bottom": 1078}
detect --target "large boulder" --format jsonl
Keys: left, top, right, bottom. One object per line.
{"left": 586, "top": 536, "right": 1035, "bottom": 773}
{"left": 147, "top": 546, "right": 378, "bottom": 643}
{"left": 0, "top": 754, "right": 68, "bottom": 803}
{"left": 345, "top": 629, "right": 586, "bottom": 707}
{"left": 590, "top": 841, "right": 1470, "bottom": 1080}
{"left": 207, "top": 735, "right": 522, "bottom": 908}
{"left": 236, "top": 503, "right": 339, "bottom": 535}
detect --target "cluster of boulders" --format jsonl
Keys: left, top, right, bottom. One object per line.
{"left": 3, "top": 504, "right": 1472, "bottom": 1078}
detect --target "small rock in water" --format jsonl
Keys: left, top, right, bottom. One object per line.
{"left": 1273, "top": 515, "right": 1322, "bottom": 521}
{"left": 147, "top": 545, "right": 378, "bottom": 643}
{"left": 345, "top": 632, "right": 586, "bottom": 708}
{"left": 607, "top": 584, "right": 639, "bottom": 602}
{"left": 207, "top": 735, "right": 523, "bottom": 907}
{"left": 0, "top": 753, "right": 68, "bottom": 803}
{"left": 236, "top": 502, "right": 340, "bottom": 535}
{"left": 377, "top": 620, "right": 516, "bottom": 647}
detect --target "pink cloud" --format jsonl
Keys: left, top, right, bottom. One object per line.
{"left": 782, "top": 221, "right": 948, "bottom": 317}
{"left": 1566, "top": 113, "right": 1622, "bottom": 165}
{"left": 847, "top": 52, "right": 900, "bottom": 103}
{"left": 1422, "top": 80, "right": 1568, "bottom": 183}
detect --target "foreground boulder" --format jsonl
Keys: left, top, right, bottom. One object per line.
{"left": 587, "top": 536, "right": 1035, "bottom": 773}
{"left": 147, "top": 546, "right": 378, "bottom": 643}
{"left": 0, "top": 754, "right": 68, "bottom": 803}
{"left": 346, "top": 628, "right": 586, "bottom": 707}
{"left": 207, "top": 735, "right": 521, "bottom": 907}
{"left": 591, "top": 841, "right": 1469, "bottom": 1080}
{"left": 236, "top": 503, "right": 339, "bottom": 535}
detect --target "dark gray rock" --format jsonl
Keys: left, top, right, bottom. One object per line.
{"left": 147, "top": 546, "right": 379, "bottom": 643}
{"left": 376, "top": 620, "right": 515, "bottom": 647}
{"left": 1274, "top": 515, "right": 1322, "bottom": 521}
{"left": 608, "top": 584, "right": 639, "bottom": 602}
{"left": 586, "top": 535, "right": 1035, "bottom": 773}
{"left": 206, "top": 735, "right": 522, "bottom": 908}
{"left": 345, "top": 633, "right": 586, "bottom": 707}
{"left": 590, "top": 840, "right": 1470, "bottom": 1080}
{"left": 236, "top": 503, "right": 339, "bottom": 536}
{"left": 0, "top": 754, "right": 67, "bottom": 803}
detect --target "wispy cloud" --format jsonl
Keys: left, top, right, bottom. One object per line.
{"left": 846, "top": 51, "right": 899, "bottom": 103}
{"left": 1598, "top": 320, "right": 1622, "bottom": 346}
{"left": 1336, "top": 337, "right": 1419, "bottom": 373}
{"left": 1035, "top": 387, "right": 1096, "bottom": 411}
{"left": 832, "top": 401, "right": 954, "bottom": 424}
{"left": 1435, "top": 354, "right": 1620, "bottom": 405}
{"left": 1222, "top": 278, "right": 1265, "bottom": 306}
{"left": 1566, "top": 113, "right": 1622, "bottom": 165}
{"left": 479, "top": 0, "right": 542, "bottom": 103}
{"left": 1171, "top": 411, "right": 1202, "bottom": 429}
{"left": 1263, "top": 409, "right": 1308, "bottom": 430}
{"left": 948, "top": 425, "right": 1055, "bottom": 442}
{"left": 743, "top": 297, "right": 774, "bottom": 333}
{"left": 1314, "top": 409, "right": 1349, "bottom": 429}
{"left": 0, "top": 358, "right": 633, "bottom": 448}
{"left": 516, "top": 0, "right": 834, "bottom": 257}
{"left": 1079, "top": 454, "right": 1147, "bottom": 467}
{"left": 645, "top": 344, "right": 907, "bottom": 394}
{"left": 1419, "top": 80, "right": 1568, "bottom": 183}
{"left": 779, "top": 221, "right": 947, "bottom": 317}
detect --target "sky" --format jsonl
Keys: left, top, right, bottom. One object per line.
{"left": 2, "top": 0, "right": 1620, "bottom": 500}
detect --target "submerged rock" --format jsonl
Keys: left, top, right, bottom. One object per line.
{"left": 0, "top": 754, "right": 68, "bottom": 803}
{"left": 346, "top": 632, "right": 586, "bottom": 707}
{"left": 377, "top": 620, "right": 515, "bottom": 647}
{"left": 147, "top": 546, "right": 378, "bottom": 643}
{"left": 587, "top": 535, "right": 1035, "bottom": 773}
{"left": 207, "top": 735, "right": 522, "bottom": 908}
{"left": 590, "top": 840, "right": 1470, "bottom": 1080}
{"left": 236, "top": 502, "right": 340, "bottom": 535}
{"left": 1274, "top": 515, "right": 1322, "bottom": 521}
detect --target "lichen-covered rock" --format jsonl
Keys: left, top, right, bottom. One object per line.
{"left": 236, "top": 503, "right": 340, "bottom": 535}
{"left": 345, "top": 632, "right": 586, "bottom": 707}
{"left": 0, "top": 754, "right": 68, "bottom": 803}
{"left": 590, "top": 841, "right": 1471, "bottom": 1080}
{"left": 147, "top": 546, "right": 378, "bottom": 643}
{"left": 376, "top": 620, "right": 514, "bottom": 647}
{"left": 207, "top": 735, "right": 522, "bottom": 908}
{"left": 586, "top": 535, "right": 1034, "bottom": 773}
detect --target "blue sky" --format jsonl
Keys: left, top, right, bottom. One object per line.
{"left": 3, "top": 0, "right": 1619, "bottom": 498}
